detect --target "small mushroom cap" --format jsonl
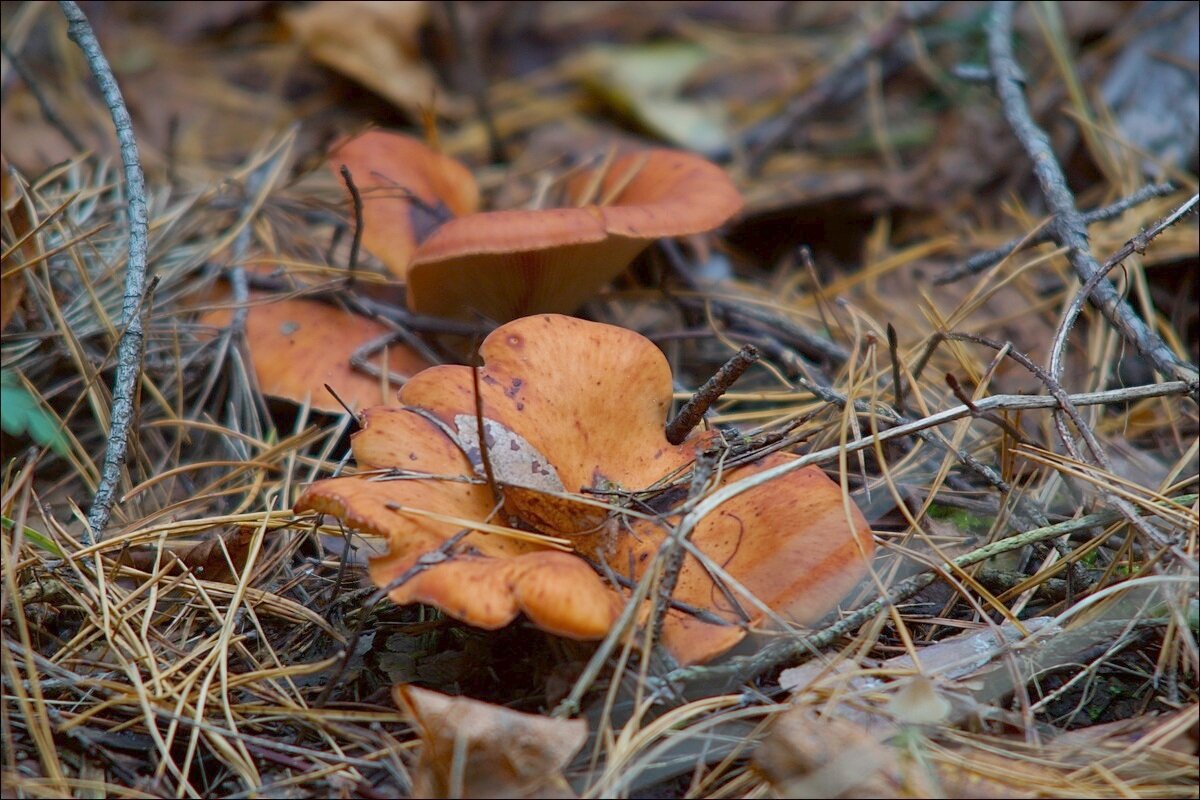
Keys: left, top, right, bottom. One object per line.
{"left": 198, "top": 295, "right": 428, "bottom": 414}
{"left": 328, "top": 130, "right": 479, "bottom": 279}
{"left": 396, "top": 685, "right": 587, "bottom": 799}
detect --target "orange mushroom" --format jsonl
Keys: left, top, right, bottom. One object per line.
{"left": 329, "top": 130, "right": 479, "bottom": 278}
{"left": 198, "top": 294, "right": 429, "bottom": 414}
{"left": 296, "top": 314, "right": 873, "bottom": 664}
{"left": 329, "top": 131, "right": 743, "bottom": 322}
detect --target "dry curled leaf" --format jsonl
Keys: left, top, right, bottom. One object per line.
{"left": 755, "top": 710, "right": 902, "bottom": 799}
{"left": 285, "top": 1, "right": 467, "bottom": 120}
{"left": 114, "top": 528, "right": 254, "bottom": 584}
{"left": 395, "top": 684, "right": 586, "bottom": 799}
{"left": 756, "top": 707, "right": 1054, "bottom": 799}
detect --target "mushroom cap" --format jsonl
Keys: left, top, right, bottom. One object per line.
{"left": 400, "top": 314, "right": 690, "bottom": 514}
{"left": 398, "top": 315, "right": 873, "bottom": 663}
{"left": 407, "top": 149, "right": 743, "bottom": 320}
{"left": 328, "top": 130, "right": 480, "bottom": 279}
{"left": 198, "top": 294, "right": 429, "bottom": 414}
{"left": 297, "top": 315, "right": 873, "bottom": 663}
{"left": 327, "top": 131, "right": 743, "bottom": 321}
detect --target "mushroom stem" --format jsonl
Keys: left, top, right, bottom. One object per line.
{"left": 665, "top": 345, "right": 760, "bottom": 445}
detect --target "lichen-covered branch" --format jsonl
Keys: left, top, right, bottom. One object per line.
{"left": 59, "top": 1, "right": 150, "bottom": 541}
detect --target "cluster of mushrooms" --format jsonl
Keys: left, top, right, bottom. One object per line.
{"left": 211, "top": 130, "right": 874, "bottom": 666}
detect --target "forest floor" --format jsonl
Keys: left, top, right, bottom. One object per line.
{"left": 1, "top": 2, "right": 1197, "bottom": 798}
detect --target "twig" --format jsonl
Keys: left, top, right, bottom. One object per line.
{"left": 1, "top": 39, "right": 87, "bottom": 153}
{"left": 677, "top": 295, "right": 849, "bottom": 365}
{"left": 60, "top": 1, "right": 150, "bottom": 542}
{"left": 746, "top": 1, "right": 946, "bottom": 173}
{"left": 442, "top": 1, "right": 506, "bottom": 163}
{"left": 650, "top": 451, "right": 717, "bottom": 644}
{"left": 321, "top": 384, "right": 359, "bottom": 421}
{"left": 887, "top": 322, "right": 906, "bottom": 414}
{"left": 471, "top": 364, "right": 500, "bottom": 503}
{"left": 665, "top": 345, "right": 760, "bottom": 445}
{"left": 933, "top": 183, "right": 1177, "bottom": 285}
{"left": 659, "top": 493, "right": 1196, "bottom": 691}
{"left": 1042, "top": 194, "right": 1200, "bottom": 558}
{"left": 338, "top": 165, "right": 363, "bottom": 286}
{"left": 192, "top": 152, "right": 285, "bottom": 423}
{"left": 986, "top": 1, "right": 1197, "bottom": 384}
{"left": 1049, "top": 192, "right": 1200, "bottom": 395}
{"left": 944, "top": 371, "right": 1029, "bottom": 444}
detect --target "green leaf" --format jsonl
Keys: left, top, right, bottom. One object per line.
{"left": 1, "top": 515, "right": 64, "bottom": 557}
{"left": 0, "top": 370, "right": 68, "bottom": 456}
